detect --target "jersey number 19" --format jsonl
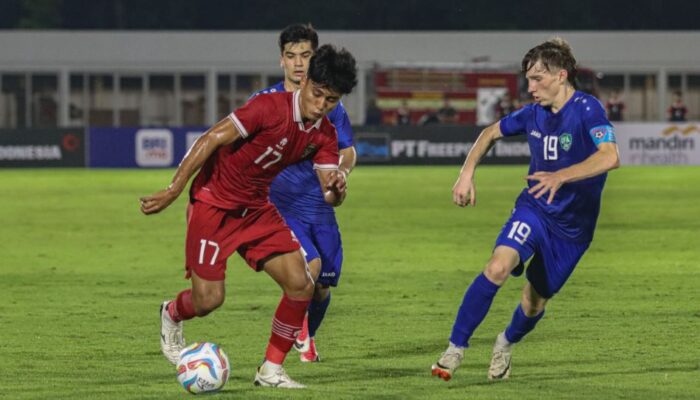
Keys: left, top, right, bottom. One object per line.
{"left": 544, "top": 136, "right": 558, "bottom": 160}
{"left": 507, "top": 221, "right": 531, "bottom": 245}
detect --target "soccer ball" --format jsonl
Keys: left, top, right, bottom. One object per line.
{"left": 176, "top": 342, "right": 230, "bottom": 394}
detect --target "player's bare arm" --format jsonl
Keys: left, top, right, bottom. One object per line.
{"left": 453, "top": 121, "right": 504, "bottom": 207}
{"left": 140, "top": 118, "right": 243, "bottom": 215}
{"left": 527, "top": 142, "right": 620, "bottom": 204}
{"left": 338, "top": 146, "right": 357, "bottom": 180}
{"left": 316, "top": 168, "right": 347, "bottom": 207}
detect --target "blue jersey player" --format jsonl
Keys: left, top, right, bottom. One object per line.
{"left": 252, "top": 24, "right": 356, "bottom": 363}
{"left": 432, "top": 38, "right": 620, "bottom": 382}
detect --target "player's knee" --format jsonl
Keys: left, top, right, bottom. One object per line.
{"left": 282, "top": 267, "right": 314, "bottom": 297}
{"left": 483, "top": 258, "right": 511, "bottom": 284}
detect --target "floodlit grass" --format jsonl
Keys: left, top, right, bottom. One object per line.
{"left": 0, "top": 166, "right": 698, "bottom": 399}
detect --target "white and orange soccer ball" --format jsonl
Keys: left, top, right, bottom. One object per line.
{"left": 176, "top": 342, "right": 230, "bottom": 394}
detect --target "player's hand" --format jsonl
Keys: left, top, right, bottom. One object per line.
{"left": 325, "top": 170, "right": 347, "bottom": 194}
{"left": 526, "top": 171, "right": 563, "bottom": 204}
{"left": 323, "top": 170, "right": 347, "bottom": 207}
{"left": 452, "top": 175, "right": 476, "bottom": 207}
{"left": 140, "top": 187, "right": 179, "bottom": 215}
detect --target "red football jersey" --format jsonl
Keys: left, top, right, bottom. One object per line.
{"left": 191, "top": 91, "right": 339, "bottom": 210}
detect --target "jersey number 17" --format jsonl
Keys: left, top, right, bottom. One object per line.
{"left": 255, "top": 146, "right": 283, "bottom": 169}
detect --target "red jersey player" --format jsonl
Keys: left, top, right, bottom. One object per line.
{"left": 140, "top": 45, "right": 358, "bottom": 389}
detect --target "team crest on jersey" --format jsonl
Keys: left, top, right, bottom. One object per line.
{"left": 560, "top": 133, "right": 573, "bottom": 151}
{"left": 300, "top": 143, "right": 318, "bottom": 159}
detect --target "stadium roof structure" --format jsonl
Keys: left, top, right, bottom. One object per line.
{"left": 0, "top": 30, "right": 699, "bottom": 72}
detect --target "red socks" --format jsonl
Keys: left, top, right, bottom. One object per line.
{"left": 264, "top": 294, "right": 311, "bottom": 364}
{"left": 168, "top": 290, "right": 310, "bottom": 365}
{"left": 168, "top": 289, "right": 196, "bottom": 322}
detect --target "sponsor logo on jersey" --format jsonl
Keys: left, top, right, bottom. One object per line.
{"left": 560, "top": 133, "right": 573, "bottom": 151}
{"left": 529, "top": 130, "right": 542, "bottom": 139}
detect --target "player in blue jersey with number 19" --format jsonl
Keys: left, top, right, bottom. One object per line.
{"left": 431, "top": 37, "right": 620, "bottom": 382}
{"left": 252, "top": 24, "right": 356, "bottom": 363}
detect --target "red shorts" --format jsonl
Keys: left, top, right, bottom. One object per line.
{"left": 185, "top": 200, "right": 300, "bottom": 281}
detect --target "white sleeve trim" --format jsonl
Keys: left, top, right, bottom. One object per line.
{"left": 313, "top": 163, "right": 339, "bottom": 170}
{"left": 228, "top": 112, "right": 249, "bottom": 138}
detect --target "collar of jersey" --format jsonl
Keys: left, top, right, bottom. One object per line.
{"left": 293, "top": 90, "right": 323, "bottom": 133}
{"left": 547, "top": 90, "right": 580, "bottom": 115}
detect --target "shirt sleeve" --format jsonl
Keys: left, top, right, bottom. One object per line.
{"left": 228, "top": 95, "right": 272, "bottom": 139}
{"left": 499, "top": 105, "right": 533, "bottom": 137}
{"left": 584, "top": 97, "right": 616, "bottom": 147}
{"left": 312, "top": 130, "right": 340, "bottom": 170}
{"left": 329, "top": 102, "right": 354, "bottom": 149}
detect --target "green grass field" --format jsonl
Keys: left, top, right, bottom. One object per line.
{"left": 1, "top": 166, "right": 698, "bottom": 399}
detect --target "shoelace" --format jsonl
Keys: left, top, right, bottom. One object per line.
{"left": 166, "top": 326, "right": 184, "bottom": 348}
{"left": 490, "top": 350, "right": 510, "bottom": 369}
{"left": 441, "top": 351, "right": 463, "bottom": 368}
{"left": 274, "top": 368, "right": 302, "bottom": 386}
{"left": 274, "top": 369, "right": 290, "bottom": 382}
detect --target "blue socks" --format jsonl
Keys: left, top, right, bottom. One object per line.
{"left": 449, "top": 273, "right": 501, "bottom": 347}
{"left": 504, "top": 304, "right": 544, "bottom": 343}
{"left": 308, "top": 293, "right": 331, "bottom": 338}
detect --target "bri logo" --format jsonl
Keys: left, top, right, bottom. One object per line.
{"left": 136, "top": 129, "right": 173, "bottom": 167}
{"left": 529, "top": 130, "right": 542, "bottom": 139}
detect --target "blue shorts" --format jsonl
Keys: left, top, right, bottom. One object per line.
{"left": 282, "top": 214, "right": 344, "bottom": 287}
{"left": 494, "top": 204, "right": 590, "bottom": 298}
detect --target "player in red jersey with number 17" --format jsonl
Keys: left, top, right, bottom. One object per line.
{"left": 140, "top": 44, "right": 358, "bottom": 389}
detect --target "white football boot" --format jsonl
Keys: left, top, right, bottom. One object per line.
{"left": 488, "top": 332, "right": 513, "bottom": 380}
{"left": 431, "top": 343, "right": 464, "bottom": 381}
{"left": 160, "top": 301, "right": 185, "bottom": 365}
{"left": 254, "top": 364, "right": 306, "bottom": 388}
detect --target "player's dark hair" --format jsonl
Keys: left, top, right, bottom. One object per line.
{"left": 278, "top": 23, "right": 318, "bottom": 53}
{"left": 307, "top": 44, "right": 358, "bottom": 95}
{"left": 522, "top": 37, "right": 578, "bottom": 88}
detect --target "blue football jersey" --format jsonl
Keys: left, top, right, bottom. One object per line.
{"left": 499, "top": 91, "right": 615, "bottom": 243}
{"left": 251, "top": 81, "right": 354, "bottom": 224}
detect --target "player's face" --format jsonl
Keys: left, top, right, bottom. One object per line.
{"left": 299, "top": 78, "right": 341, "bottom": 121}
{"left": 280, "top": 41, "right": 314, "bottom": 86}
{"left": 525, "top": 60, "right": 567, "bottom": 107}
